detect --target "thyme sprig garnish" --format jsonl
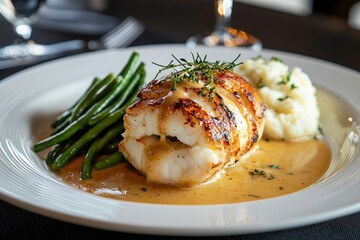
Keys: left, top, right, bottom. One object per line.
{"left": 153, "top": 53, "right": 241, "bottom": 100}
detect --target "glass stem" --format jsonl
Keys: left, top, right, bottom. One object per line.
{"left": 14, "top": 23, "right": 32, "bottom": 44}
{"left": 214, "top": 0, "right": 233, "bottom": 33}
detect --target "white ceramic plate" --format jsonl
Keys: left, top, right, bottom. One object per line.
{"left": 0, "top": 44, "right": 360, "bottom": 236}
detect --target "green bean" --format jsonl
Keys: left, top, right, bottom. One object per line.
{"left": 82, "top": 69, "right": 145, "bottom": 175}
{"left": 118, "top": 52, "right": 140, "bottom": 78}
{"left": 46, "top": 142, "right": 67, "bottom": 165}
{"left": 35, "top": 51, "right": 145, "bottom": 176}
{"left": 51, "top": 77, "right": 100, "bottom": 128}
{"left": 88, "top": 52, "right": 140, "bottom": 116}
{"left": 52, "top": 118, "right": 70, "bottom": 134}
{"left": 102, "top": 140, "right": 122, "bottom": 153}
{"left": 92, "top": 75, "right": 125, "bottom": 112}
{"left": 51, "top": 110, "right": 72, "bottom": 129}
{"left": 72, "top": 55, "right": 137, "bottom": 124}
{"left": 34, "top": 53, "right": 141, "bottom": 152}
{"left": 89, "top": 63, "right": 145, "bottom": 125}
{"left": 34, "top": 77, "right": 125, "bottom": 153}
{"left": 94, "top": 152, "right": 125, "bottom": 170}
{"left": 35, "top": 76, "right": 133, "bottom": 150}
{"left": 70, "top": 73, "right": 115, "bottom": 122}
{"left": 33, "top": 104, "right": 98, "bottom": 152}
{"left": 81, "top": 124, "right": 125, "bottom": 179}
{"left": 51, "top": 91, "right": 139, "bottom": 171}
{"left": 55, "top": 51, "right": 138, "bottom": 126}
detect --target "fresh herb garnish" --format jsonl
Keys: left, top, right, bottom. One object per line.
{"left": 290, "top": 83, "right": 298, "bottom": 90}
{"left": 314, "top": 126, "right": 325, "bottom": 140}
{"left": 277, "top": 96, "right": 290, "bottom": 101}
{"left": 249, "top": 169, "right": 265, "bottom": 176}
{"left": 277, "top": 73, "right": 298, "bottom": 90}
{"left": 268, "top": 164, "right": 280, "bottom": 169}
{"left": 257, "top": 78, "right": 266, "bottom": 88}
{"left": 277, "top": 73, "right": 292, "bottom": 85}
{"left": 318, "top": 126, "right": 324, "bottom": 136}
{"left": 153, "top": 53, "right": 241, "bottom": 100}
{"left": 271, "top": 56, "right": 283, "bottom": 62}
{"left": 249, "top": 169, "right": 275, "bottom": 180}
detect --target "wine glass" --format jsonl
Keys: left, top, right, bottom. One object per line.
{"left": 0, "top": 0, "right": 80, "bottom": 67}
{"left": 0, "top": 0, "right": 48, "bottom": 59}
{"left": 186, "top": 0, "right": 262, "bottom": 51}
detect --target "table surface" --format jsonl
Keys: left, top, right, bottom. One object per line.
{"left": 1, "top": 1, "right": 360, "bottom": 239}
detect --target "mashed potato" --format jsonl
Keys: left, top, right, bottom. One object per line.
{"left": 235, "top": 57, "right": 321, "bottom": 142}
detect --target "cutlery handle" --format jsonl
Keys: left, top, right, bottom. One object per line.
{"left": 0, "top": 40, "right": 86, "bottom": 70}
{"left": 40, "top": 40, "right": 86, "bottom": 55}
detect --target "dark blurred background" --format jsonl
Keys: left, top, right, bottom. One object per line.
{"left": 312, "top": 0, "right": 359, "bottom": 20}
{"left": 104, "top": 0, "right": 360, "bottom": 34}
{"left": 40, "top": 0, "right": 360, "bottom": 40}
{"left": 1, "top": 0, "right": 359, "bottom": 73}
{"left": 99, "top": 0, "right": 360, "bottom": 72}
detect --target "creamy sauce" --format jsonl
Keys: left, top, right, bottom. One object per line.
{"left": 56, "top": 139, "right": 331, "bottom": 205}
{"left": 33, "top": 110, "right": 331, "bottom": 205}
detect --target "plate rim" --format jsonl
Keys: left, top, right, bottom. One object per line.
{"left": 1, "top": 44, "right": 360, "bottom": 236}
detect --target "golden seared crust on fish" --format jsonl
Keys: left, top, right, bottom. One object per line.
{"left": 119, "top": 70, "right": 266, "bottom": 186}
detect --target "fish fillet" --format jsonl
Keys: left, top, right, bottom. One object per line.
{"left": 119, "top": 70, "right": 266, "bottom": 186}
